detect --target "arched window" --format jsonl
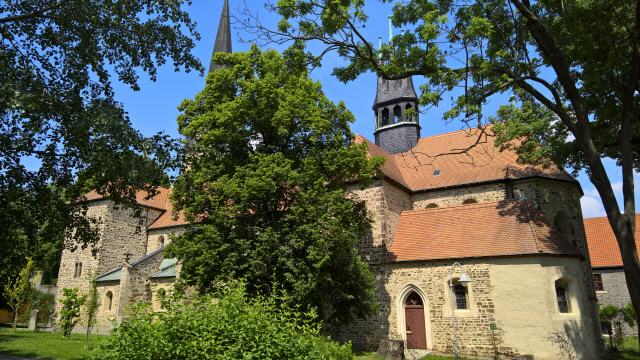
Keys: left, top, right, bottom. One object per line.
{"left": 462, "top": 198, "right": 478, "bottom": 205}
{"left": 555, "top": 279, "right": 570, "bottom": 313}
{"left": 104, "top": 291, "right": 113, "bottom": 311}
{"left": 393, "top": 105, "right": 402, "bottom": 123}
{"left": 158, "top": 236, "right": 165, "bottom": 248}
{"left": 405, "top": 103, "right": 414, "bottom": 121}
{"left": 381, "top": 108, "right": 390, "bottom": 126}
{"left": 425, "top": 203, "right": 439, "bottom": 209}
{"left": 74, "top": 262, "right": 83, "bottom": 278}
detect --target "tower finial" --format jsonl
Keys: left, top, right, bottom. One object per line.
{"left": 209, "top": 0, "right": 232, "bottom": 73}
{"left": 388, "top": 15, "right": 393, "bottom": 43}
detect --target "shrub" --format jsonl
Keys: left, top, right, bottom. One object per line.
{"left": 94, "top": 283, "right": 352, "bottom": 360}
{"left": 59, "top": 288, "right": 86, "bottom": 338}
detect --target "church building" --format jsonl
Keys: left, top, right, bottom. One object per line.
{"left": 55, "top": 1, "right": 603, "bottom": 359}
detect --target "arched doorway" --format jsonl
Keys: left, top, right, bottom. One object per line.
{"left": 404, "top": 291, "right": 427, "bottom": 349}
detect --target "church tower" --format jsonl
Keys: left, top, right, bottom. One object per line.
{"left": 372, "top": 17, "right": 420, "bottom": 154}
{"left": 208, "top": 0, "right": 232, "bottom": 73}
{"left": 373, "top": 76, "right": 420, "bottom": 154}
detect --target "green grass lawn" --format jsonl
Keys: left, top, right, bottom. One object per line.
{"left": 0, "top": 327, "right": 105, "bottom": 360}
{"left": 604, "top": 337, "right": 640, "bottom": 360}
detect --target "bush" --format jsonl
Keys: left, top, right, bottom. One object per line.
{"left": 94, "top": 283, "right": 353, "bottom": 360}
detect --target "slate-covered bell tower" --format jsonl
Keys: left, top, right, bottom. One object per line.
{"left": 372, "top": 76, "right": 420, "bottom": 154}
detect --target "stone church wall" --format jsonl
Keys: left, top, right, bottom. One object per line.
{"left": 146, "top": 227, "right": 185, "bottom": 254}
{"left": 335, "top": 256, "right": 599, "bottom": 360}
{"left": 411, "top": 182, "right": 507, "bottom": 209}
{"left": 97, "top": 205, "right": 163, "bottom": 274}
{"left": 95, "top": 282, "right": 121, "bottom": 331}
{"left": 593, "top": 268, "right": 637, "bottom": 335}
{"left": 55, "top": 200, "right": 162, "bottom": 327}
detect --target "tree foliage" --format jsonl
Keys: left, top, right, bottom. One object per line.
{"left": 167, "top": 45, "right": 381, "bottom": 325}
{"left": 59, "top": 287, "right": 86, "bottom": 338}
{"left": 0, "top": 0, "right": 201, "bottom": 296}
{"left": 94, "top": 282, "right": 353, "bottom": 360}
{"left": 254, "top": 0, "right": 640, "bottom": 341}
{"left": 3, "top": 257, "right": 35, "bottom": 332}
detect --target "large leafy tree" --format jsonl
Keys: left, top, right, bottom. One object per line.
{"left": 167, "top": 46, "right": 380, "bottom": 325}
{"left": 251, "top": 0, "right": 640, "bottom": 340}
{"left": 0, "top": 1, "right": 201, "bottom": 294}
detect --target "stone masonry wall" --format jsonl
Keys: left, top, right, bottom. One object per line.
{"left": 512, "top": 178, "right": 603, "bottom": 350}
{"left": 95, "top": 282, "right": 121, "bottom": 331}
{"left": 124, "top": 250, "right": 166, "bottom": 305}
{"left": 411, "top": 182, "right": 507, "bottom": 209}
{"left": 55, "top": 201, "right": 109, "bottom": 323}
{"left": 382, "top": 181, "right": 412, "bottom": 247}
{"left": 97, "top": 205, "right": 163, "bottom": 274}
{"left": 146, "top": 227, "right": 185, "bottom": 255}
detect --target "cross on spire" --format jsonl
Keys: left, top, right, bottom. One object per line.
{"left": 209, "top": 0, "right": 232, "bottom": 73}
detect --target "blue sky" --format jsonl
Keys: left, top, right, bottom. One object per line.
{"left": 111, "top": 0, "right": 637, "bottom": 219}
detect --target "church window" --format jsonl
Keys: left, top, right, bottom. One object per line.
{"left": 104, "top": 291, "right": 113, "bottom": 311}
{"left": 74, "top": 262, "right": 82, "bottom": 278}
{"left": 555, "top": 279, "right": 570, "bottom": 313}
{"left": 462, "top": 198, "right": 478, "bottom": 205}
{"left": 158, "top": 236, "right": 165, "bottom": 248}
{"left": 425, "top": 203, "right": 438, "bottom": 209}
{"left": 381, "top": 108, "right": 390, "bottom": 126}
{"left": 393, "top": 105, "right": 402, "bottom": 123}
{"left": 593, "top": 273, "right": 604, "bottom": 291}
{"left": 453, "top": 284, "right": 468, "bottom": 310}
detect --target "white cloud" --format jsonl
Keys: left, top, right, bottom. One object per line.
{"left": 580, "top": 194, "right": 606, "bottom": 218}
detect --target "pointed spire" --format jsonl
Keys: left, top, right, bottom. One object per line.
{"left": 388, "top": 15, "right": 393, "bottom": 43}
{"left": 209, "top": 0, "right": 232, "bottom": 73}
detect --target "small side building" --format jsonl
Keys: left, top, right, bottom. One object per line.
{"left": 584, "top": 215, "right": 639, "bottom": 336}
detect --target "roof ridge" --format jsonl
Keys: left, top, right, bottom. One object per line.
{"left": 416, "top": 126, "right": 495, "bottom": 142}
{"left": 129, "top": 247, "right": 164, "bottom": 267}
{"left": 584, "top": 214, "right": 640, "bottom": 221}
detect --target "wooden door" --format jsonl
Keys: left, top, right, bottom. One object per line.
{"left": 405, "top": 292, "right": 427, "bottom": 349}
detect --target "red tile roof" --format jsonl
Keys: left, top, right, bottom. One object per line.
{"left": 147, "top": 193, "right": 188, "bottom": 230}
{"left": 83, "top": 187, "right": 171, "bottom": 211}
{"left": 389, "top": 201, "right": 580, "bottom": 262}
{"left": 357, "top": 127, "right": 574, "bottom": 192}
{"left": 584, "top": 215, "right": 640, "bottom": 268}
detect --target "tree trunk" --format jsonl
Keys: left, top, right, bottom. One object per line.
{"left": 12, "top": 310, "right": 17, "bottom": 333}
{"left": 617, "top": 225, "right": 640, "bottom": 348}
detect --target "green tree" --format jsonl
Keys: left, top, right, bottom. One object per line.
{"left": 167, "top": 45, "right": 381, "bottom": 325}
{"left": 0, "top": 0, "right": 201, "bottom": 300}
{"left": 3, "top": 257, "right": 35, "bottom": 332}
{"left": 84, "top": 275, "right": 99, "bottom": 350}
{"left": 257, "top": 0, "right": 640, "bottom": 341}
{"left": 59, "top": 287, "right": 86, "bottom": 338}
